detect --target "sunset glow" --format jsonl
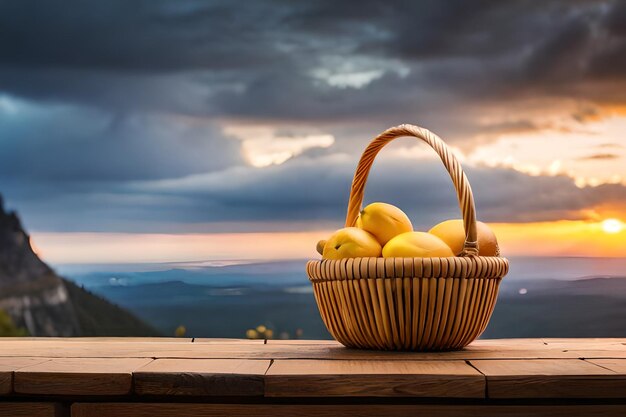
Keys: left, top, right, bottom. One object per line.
{"left": 467, "top": 115, "right": 626, "bottom": 187}
{"left": 30, "top": 218, "right": 626, "bottom": 264}
{"left": 30, "top": 231, "right": 329, "bottom": 264}
{"left": 492, "top": 221, "right": 626, "bottom": 258}
{"left": 602, "top": 219, "right": 624, "bottom": 234}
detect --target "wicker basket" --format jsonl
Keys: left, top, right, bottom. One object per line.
{"left": 306, "top": 124, "right": 509, "bottom": 351}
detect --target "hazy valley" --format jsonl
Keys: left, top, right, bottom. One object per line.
{"left": 58, "top": 257, "right": 626, "bottom": 339}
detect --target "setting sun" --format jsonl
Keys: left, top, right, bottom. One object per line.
{"left": 602, "top": 218, "right": 624, "bottom": 234}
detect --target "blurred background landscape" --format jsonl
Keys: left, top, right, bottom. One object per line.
{"left": 57, "top": 257, "right": 626, "bottom": 339}
{"left": 0, "top": 1, "right": 625, "bottom": 338}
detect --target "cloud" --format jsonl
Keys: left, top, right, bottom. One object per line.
{"left": 587, "top": 1, "right": 626, "bottom": 78}
{"left": 224, "top": 124, "right": 335, "bottom": 167}
{"left": 576, "top": 153, "right": 621, "bottom": 161}
{"left": 0, "top": 0, "right": 623, "bottom": 180}
{"left": 523, "top": 15, "right": 591, "bottom": 83}
{"left": 1, "top": 0, "right": 625, "bottom": 236}
{"left": 4, "top": 137, "right": 626, "bottom": 234}
{"left": 588, "top": 42, "right": 626, "bottom": 79}
{"left": 117, "top": 154, "right": 626, "bottom": 229}
{"left": 1, "top": 0, "right": 624, "bottom": 122}
{"left": 477, "top": 119, "right": 547, "bottom": 137}
{"left": 596, "top": 143, "right": 624, "bottom": 149}
{"left": 0, "top": 97, "right": 241, "bottom": 182}
{"left": 0, "top": 1, "right": 286, "bottom": 72}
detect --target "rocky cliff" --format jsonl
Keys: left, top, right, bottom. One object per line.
{"left": 0, "top": 195, "right": 157, "bottom": 336}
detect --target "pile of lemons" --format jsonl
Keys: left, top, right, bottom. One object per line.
{"left": 317, "top": 202, "right": 498, "bottom": 259}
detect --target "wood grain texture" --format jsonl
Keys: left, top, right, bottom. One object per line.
{"left": 0, "top": 339, "right": 622, "bottom": 360}
{"left": 0, "top": 340, "right": 248, "bottom": 358}
{"left": 586, "top": 359, "right": 626, "bottom": 373}
{"left": 471, "top": 359, "right": 626, "bottom": 398}
{"left": 71, "top": 403, "right": 626, "bottom": 417}
{"left": 265, "top": 339, "right": 341, "bottom": 345}
{"left": 134, "top": 359, "right": 270, "bottom": 396}
{"left": 565, "top": 349, "right": 626, "bottom": 359}
{"left": 1, "top": 339, "right": 625, "bottom": 412}
{"left": 0, "top": 357, "right": 50, "bottom": 394}
{"left": 0, "top": 402, "right": 65, "bottom": 417}
{"left": 544, "top": 338, "right": 626, "bottom": 344}
{"left": 192, "top": 338, "right": 265, "bottom": 344}
{"left": 14, "top": 357, "right": 153, "bottom": 395}
{"left": 2, "top": 337, "right": 192, "bottom": 343}
{"left": 266, "top": 359, "right": 484, "bottom": 397}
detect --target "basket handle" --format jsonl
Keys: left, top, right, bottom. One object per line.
{"left": 345, "top": 124, "right": 479, "bottom": 256}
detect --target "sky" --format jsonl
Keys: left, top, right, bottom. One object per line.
{"left": 1, "top": 0, "right": 625, "bottom": 263}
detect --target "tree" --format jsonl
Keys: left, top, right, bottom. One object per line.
{"left": 0, "top": 310, "right": 28, "bottom": 336}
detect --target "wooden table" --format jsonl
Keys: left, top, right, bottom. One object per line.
{"left": 0, "top": 338, "right": 625, "bottom": 416}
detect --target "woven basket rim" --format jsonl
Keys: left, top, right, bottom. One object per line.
{"left": 308, "top": 255, "right": 507, "bottom": 260}
{"left": 307, "top": 256, "right": 509, "bottom": 282}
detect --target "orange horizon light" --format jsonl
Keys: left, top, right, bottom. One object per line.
{"left": 602, "top": 218, "right": 624, "bottom": 234}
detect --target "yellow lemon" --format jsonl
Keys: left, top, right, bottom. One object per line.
{"left": 357, "top": 202, "right": 413, "bottom": 246}
{"left": 316, "top": 239, "right": 326, "bottom": 255}
{"left": 382, "top": 232, "right": 453, "bottom": 258}
{"left": 322, "top": 227, "right": 382, "bottom": 260}
{"left": 428, "top": 219, "right": 499, "bottom": 256}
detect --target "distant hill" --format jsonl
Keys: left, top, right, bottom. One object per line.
{"left": 482, "top": 276, "right": 626, "bottom": 338}
{"left": 0, "top": 195, "right": 158, "bottom": 336}
{"left": 68, "top": 260, "right": 626, "bottom": 339}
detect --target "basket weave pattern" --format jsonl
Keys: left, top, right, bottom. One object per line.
{"left": 306, "top": 124, "right": 509, "bottom": 351}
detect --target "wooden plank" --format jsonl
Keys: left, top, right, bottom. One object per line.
{"left": 265, "top": 339, "right": 342, "bottom": 345}
{"left": 0, "top": 402, "right": 65, "bottom": 417}
{"left": 470, "top": 359, "right": 626, "bottom": 398}
{"left": 544, "top": 338, "right": 626, "bottom": 345}
{"left": 0, "top": 341, "right": 267, "bottom": 359}
{"left": 3, "top": 337, "right": 192, "bottom": 343}
{"left": 265, "top": 359, "right": 484, "bottom": 397}
{"left": 0, "top": 339, "right": 622, "bottom": 361}
{"left": 0, "top": 340, "right": 590, "bottom": 360}
{"left": 71, "top": 403, "right": 626, "bottom": 417}
{"left": 14, "top": 357, "right": 152, "bottom": 395}
{"left": 586, "top": 359, "right": 626, "bottom": 374}
{"left": 0, "top": 357, "right": 51, "bottom": 394}
{"left": 474, "top": 338, "right": 551, "bottom": 348}
{"left": 134, "top": 359, "right": 270, "bottom": 396}
{"left": 567, "top": 349, "right": 626, "bottom": 359}
{"left": 544, "top": 339, "right": 626, "bottom": 351}
{"left": 192, "top": 338, "right": 265, "bottom": 344}
{"left": 564, "top": 350, "right": 626, "bottom": 359}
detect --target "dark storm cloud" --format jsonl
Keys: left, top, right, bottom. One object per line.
{"left": 1, "top": 0, "right": 625, "bottom": 233}
{"left": 7, "top": 153, "right": 625, "bottom": 233}
{"left": 1, "top": 0, "right": 624, "bottom": 119}
{"left": 0, "top": 1, "right": 286, "bottom": 72}
{"left": 0, "top": 101, "right": 241, "bottom": 181}
{"left": 588, "top": 43, "right": 626, "bottom": 78}
{"left": 523, "top": 15, "right": 590, "bottom": 82}
{"left": 126, "top": 156, "right": 626, "bottom": 228}
{"left": 207, "top": 0, "right": 626, "bottom": 122}
{"left": 606, "top": 0, "right": 626, "bottom": 34}
{"left": 288, "top": 1, "right": 548, "bottom": 58}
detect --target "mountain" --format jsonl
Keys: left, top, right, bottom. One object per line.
{"left": 0, "top": 195, "right": 158, "bottom": 336}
